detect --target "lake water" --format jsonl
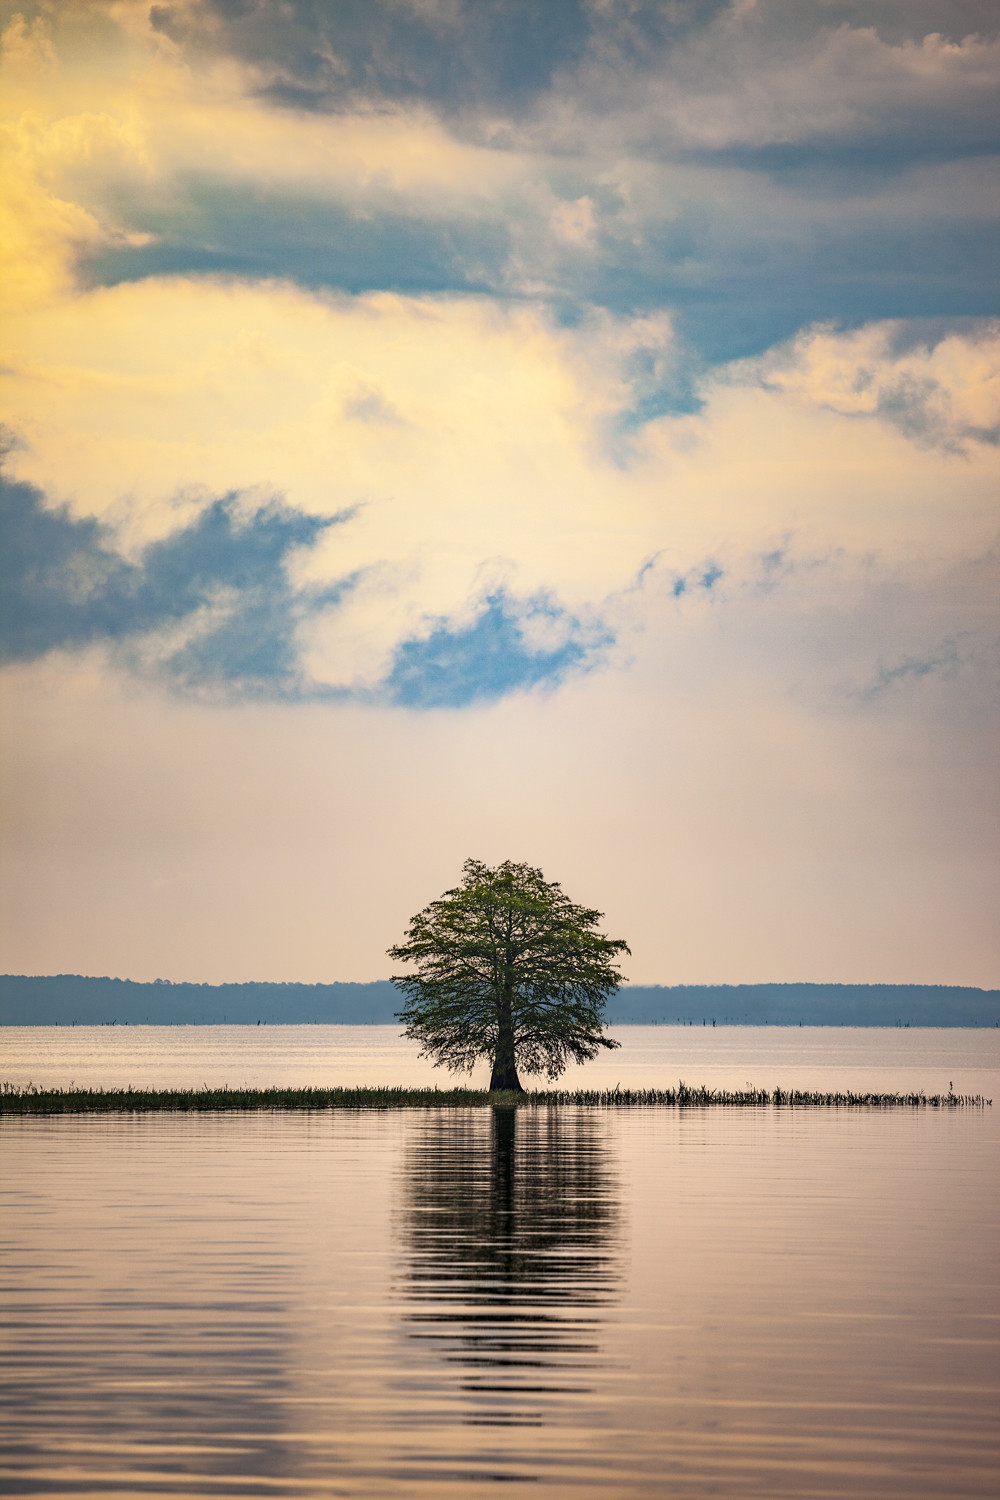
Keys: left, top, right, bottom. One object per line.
{"left": 1, "top": 1028, "right": 997, "bottom": 1497}
{"left": 3, "top": 1021, "right": 998, "bottom": 1096}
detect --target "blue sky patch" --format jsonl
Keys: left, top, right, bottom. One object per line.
{"left": 385, "top": 592, "right": 608, "bottom": 709}
{"left": 0, "top": 463, "right": 351, "bottom": 694}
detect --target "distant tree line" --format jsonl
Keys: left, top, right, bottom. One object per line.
{"left": 1, "top": 975, "right": 997, "bottom": 1027}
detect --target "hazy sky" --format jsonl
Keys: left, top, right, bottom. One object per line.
{"left": 1, "top": 0, "right": 997, "bottom": 986}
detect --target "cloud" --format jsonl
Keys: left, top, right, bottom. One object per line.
{"left": 145, "top": 0, "right": 1000, "bottom": 160}
{"left": 741, "top": 318, "right": 1000, "bottom": 450}
{"left": 0, "top": 462, "right": 135, "bottom": 658}
{"left": 0, "top": 459, "right": 356, "bottom": 695}
{"left": 342, "top": 384, "right": 406, "bottom": 425}
{"left": 860, "top": 639, "right": 962, "bottom": 697}
{"left": 3, "top": 3, "right": 996, "bottom": 363}
{"left": 75, "top": 156, "right": 998, "bottom": 365}
{"left": 82, "top": 181, "right": 512, "bottom": 301}
{"left": 0, "top": 451, "right": 612, "bottom": 704}
{"left": 0, "top": 11, "right": 154, "bottom": 310}
{"left": 666, "top": 562, "right": 724, "bottom": 599}
{"left": 3, "top": 282, "right": 996, "bottom": 677}
{"left": 148, "top": 0, "right": 596, "bottom": 115}
{"left": 540, "top": 15, "right": 1000, "bottom": 164}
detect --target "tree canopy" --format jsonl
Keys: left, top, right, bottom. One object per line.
{"left": 388, "top": 858, "right": 629, "bottom": 1091}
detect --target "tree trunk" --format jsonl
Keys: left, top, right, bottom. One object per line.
{"left": 490, "top": 988, "right": 524, "bottom": 1092}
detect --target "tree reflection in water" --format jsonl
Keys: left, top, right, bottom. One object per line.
{"left": 397, "top": 1106, "right": 622, "bottom": 1428}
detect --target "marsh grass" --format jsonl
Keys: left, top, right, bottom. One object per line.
{"left": 0, "top": 1081, "right": 991, "bottom": 1114}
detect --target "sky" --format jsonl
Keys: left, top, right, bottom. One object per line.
{"left": 0, "top": 0, "right": 997, "bottom": 987}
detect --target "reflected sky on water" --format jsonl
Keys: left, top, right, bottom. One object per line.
{"left": 1, "top": 1036, "right": 998, "bottom": 1496}
{"left": 3, "top": 1023, "right": 998, "bottom": 1096}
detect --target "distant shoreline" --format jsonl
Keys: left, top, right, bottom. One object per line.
{"left": 0, "top": 1083, "right": 991, "bottom": 1115}
{"left": 3, "top": 1020, "right": 999, "bottom": 1030}
{"left": 3, "top": 977, "right": 998, "bottom": 1028}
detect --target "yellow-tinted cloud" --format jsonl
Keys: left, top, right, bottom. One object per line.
{"left": 0, "top": 12, "right": 155, "bottom": 310}
{"left": 746, "top": 321, "right": 1000, "bottom": 448}
{"left": 1, "top": 11, "right": 56, "bottom": 77}
{"left": 3, "top": 272, "right": 996, "bottom": 691}
{"left": 0, "top": 1, "right": 530, "bottom": 317}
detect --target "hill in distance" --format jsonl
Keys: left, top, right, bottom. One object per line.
{"left": 1, "top": 975, "right": 998, "bottom": 1027}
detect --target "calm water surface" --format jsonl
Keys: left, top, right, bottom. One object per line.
{"left": 2, "top": 1022, "right": 997, "bottom": 1095}
{"left": 1, "top": 1029, "right": 997, "bottom": 1497}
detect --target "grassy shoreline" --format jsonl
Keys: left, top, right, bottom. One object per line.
{"left": 0, "top": 1082, "right": 992, "bottom": 1114}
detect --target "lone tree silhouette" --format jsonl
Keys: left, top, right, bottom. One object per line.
{"left": 389, "top": 858, "right": 629, "bottom": 1091}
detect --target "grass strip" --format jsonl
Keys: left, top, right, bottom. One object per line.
{"left": 0, "top": 1082, "right": 991, "bottom": 1114}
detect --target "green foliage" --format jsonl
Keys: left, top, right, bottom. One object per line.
{"left": 388, "top": 858, "right": 630, "bottom": 1087}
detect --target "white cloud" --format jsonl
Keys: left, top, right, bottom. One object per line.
{"left": 739, "top": 320, "right": 1000, "bottom": 449}
{"left": 3, "top": 281, "right": 996, "bottom": 685}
